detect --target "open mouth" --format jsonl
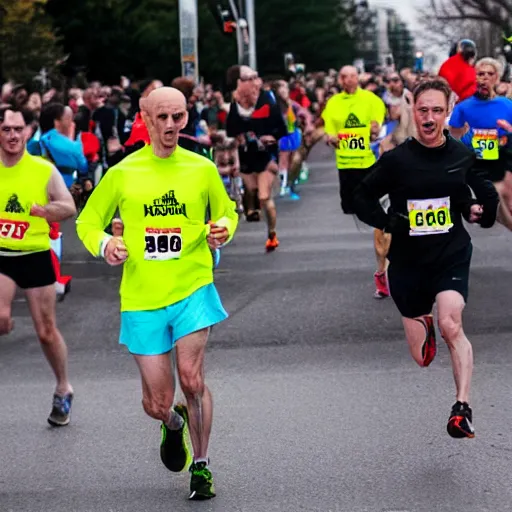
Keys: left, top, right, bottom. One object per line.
{"left": 422, "top": 124, "right": 435, "bottom": 135}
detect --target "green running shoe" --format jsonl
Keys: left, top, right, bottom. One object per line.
{"left": 160, "top": 403, "right": 192, "bottom": 472}
{"left": 299, "top": 164, "right": 309, "bottom": 183}
{"left": 189, "top": 461, "right": 216, "bottom": 500}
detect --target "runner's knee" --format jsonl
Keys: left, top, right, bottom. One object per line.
{"left": 438, "top": 315, "right": 462, "bottom": 344}
{"left": 142, "top": 390, "right": 173, "bottom": 421}
{"left": 179, "top": 365, "right": 205, "bottom": 397}
{"left": 34, "top": 318, "right": 57, "bottom": 345}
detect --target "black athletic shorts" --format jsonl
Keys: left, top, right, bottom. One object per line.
{"left": 240, "top": 146, "right": 278, "bottom": 175}
{"left": 0, "top": 249, "right": 56, "bottom": 289}
{"left": 387, "top": 244, "right": 472, "bottom": 319}
{"left": 338, "top": 168, "right": 370, "bottom": 214}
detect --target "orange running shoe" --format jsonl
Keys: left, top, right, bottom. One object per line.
{"left": 265, "top": 232, "right": 279, "bottom": 252}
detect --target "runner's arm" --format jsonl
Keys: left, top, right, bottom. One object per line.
{"left": 353, "top": 154, "right": 396, "bottom": 230}
{"left": 447, "top": 103, "right": 467, "bottom": 139}
{"left": 44, "top": 166, "right": 77, "bottom": 222}
{"left": 321, "top": 99, "right": 336, "bottom": 137}
{"left": 466, "top": 163, "right": 499, "bottom": 228}
{"left": 76, "top": 169, "right": 121, "bottom": 256}
{"left": 269, "top": 102, "right": 288, "bottom": 141}
{"left": 207, "top": 162, "right": 239, "bottom": 245}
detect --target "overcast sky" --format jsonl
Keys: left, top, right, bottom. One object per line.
{"left": 371, "top": 0, "right": 422, "bottom": 32}
{"left": 370, "top": 0, "right": 445, "bottom": 67}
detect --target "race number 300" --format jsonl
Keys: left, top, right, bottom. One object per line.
{"left": 144, "top": 227, "right": 182, "bottom": 261}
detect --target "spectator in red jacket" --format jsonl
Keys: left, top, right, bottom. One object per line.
{"left": 439, "top": 39, "right": 478, "bottom": 102}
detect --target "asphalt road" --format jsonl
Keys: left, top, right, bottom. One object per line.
{"left": 2, "top": 145, "right": 512, "bottom": 512}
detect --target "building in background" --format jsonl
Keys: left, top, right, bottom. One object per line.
{"left": 353, "top": 5, "right": 414, "bottom": 72}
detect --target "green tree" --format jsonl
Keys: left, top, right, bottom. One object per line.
{"left": 45, "top": 0, "right": 359, "bottom": 84}
{"left": 0, "top": 0, "right": 61, "bottom": 83}
{"left": 46, "top": 0, "right": 236, "bottom": 84}
{"left": 255, "top": 0, "right": 357, "bottom": 76}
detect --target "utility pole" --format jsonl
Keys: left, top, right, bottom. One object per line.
{"left": 245, "top": 0, "right": 257, "bottom": 70}
{"left": 179, "top": 0, "right": 199, "bottom": 82}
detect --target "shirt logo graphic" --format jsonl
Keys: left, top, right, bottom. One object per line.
{"left": 344, "top": 113, "right": 365, "bottom": 128}
{"left": 144, "top": 190, "right": 188, "bottom": 218}
{"left": 5, "top": 194, "right": 25, "bottom": 214}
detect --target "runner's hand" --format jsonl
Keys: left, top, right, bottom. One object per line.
{"left": 497, "top": 119, "right": 512, "bottom": 132}
{"left": 469, "top": 204, "right": 483, "bottom": 223}
{"left": 111, "top": 218, "right": 124, "bottom": 237}
{"left": 207, "top": 223, "right": 229, "bottom": 250}
{"left": 30, "top": 204, "right": 49, "bottom": 219}
{"left": 325, "top": 135, "right": 338, "bottom": 148}
{"left": 104, "top": 236, "right": 128, "bottom": 266}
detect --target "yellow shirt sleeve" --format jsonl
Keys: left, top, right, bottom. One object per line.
{"left": 76, "top": 168, "right": 121, "bottom": 257}
{"left": 372, "top": 94, "right": 386, "bottom": 126}
{"left": 321, "top": 97, "right": 338, "bottom": 137}
{"left": 206, "top": 161, "right": 239, "bottom": 244}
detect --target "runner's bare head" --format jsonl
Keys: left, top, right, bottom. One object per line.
{"left": 140, "top": 87, "right": 188, "bottom": 152}
{"left": 338, "top": 66, "right": 359, "bottom": 94}
{"left": 0, "top": 107, "right": 26, "bottom": 157}
{"left": 412, "top": 78, "right": 451, "bottom": 148}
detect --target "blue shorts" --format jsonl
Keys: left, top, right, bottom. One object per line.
{"left": 119, "top": 284, "right": 228, "bottom": 356}
{"left": 279, "top": 129, "right": 302, "bottom": 152}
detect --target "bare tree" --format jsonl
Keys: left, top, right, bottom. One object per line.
{"left": 428, "top": 0, "right": 511, "bottom": 30}
{"left": 418, "top": 0, "right": 508, "bottom": 57}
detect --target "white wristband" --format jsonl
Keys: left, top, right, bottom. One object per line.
{"left": 100, "top": 236, "right": 112, "bottom": 259}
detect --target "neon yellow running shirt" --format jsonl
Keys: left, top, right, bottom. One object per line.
{"left": 322, "top": 88, "right": 386, "bottom": 170}
{"left": 76, "top": 145, "right": 238, "bottom": 312}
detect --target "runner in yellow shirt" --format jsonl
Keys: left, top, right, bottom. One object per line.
{"left": 0, "top": 106, "right": 76, "bottom": 427}
{"left": 322, "top": 65, "right": 386, "bottom": 214}
{"left": 76, "top": 87, "right": 238, "bottom": 501}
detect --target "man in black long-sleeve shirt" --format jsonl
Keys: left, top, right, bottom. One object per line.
{"left": 226, "top": 65, "right": 287, "bottom": 251}
{"left": 353, "top": 78, "right": 499, "bottom": 440}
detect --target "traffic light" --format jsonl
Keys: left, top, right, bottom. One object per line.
{"left": 207, "top": 0, "right": 237, "bottom": 36}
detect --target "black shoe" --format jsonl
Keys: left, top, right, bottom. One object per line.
{"left": 189, "top": 461, "right": 216, "bottom": 500}
{"left": 160, "top": 404, "right": 191, "bottom": 472}
{"left": 447, "top": 401, "right": 475, "bottom": 439}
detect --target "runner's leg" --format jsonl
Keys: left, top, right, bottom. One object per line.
{"left": 241, "top": 172, "right": 258, "bottom": 219}
{"left": 134, "top": 353, "right": 175, "bottom": 423}
{"left": 278, "top": 150, "right": 291, "bottom": 195}
{"left": 373, "top": 229, "right": 391, "bottom": 298}
{"left": 176, "top": 328, "right": 211, "bottom": 460}
{"left": 258, "top": 167, "right": 279, "bottom": 250}
{"left": 0, "top": 273, "right": 16, "bottom": 335}
{"left": 436, "top": 290, "right": 472, "bottom": 403}
{"left": 25, "top": 285, "right": 72, "bottom": 396}
{"left": 402, "top": 314, "right": 436, "bottom": 367}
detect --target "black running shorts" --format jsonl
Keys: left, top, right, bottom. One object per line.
{"left": 0, "top": 250, "right": 56, "bottom": 289}
{"left": 387, "top": 244, "right": 472, "bottom": 319}
{"left": 338, "top": 168, "right": 370, "bottom": 214}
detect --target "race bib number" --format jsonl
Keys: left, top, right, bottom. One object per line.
{"left": 0, "top": 219, "right": 29, "bottom": 240}
{"left": 337, "top": 126, "right": 370, "bottom": 157}
{"left": 472, "top": 129, "right": 499, "bottom": 160}
{"left": 407, "top": 198, "right": 453, "bottom": 237}
{"left": 144, "top": 227, "right": 182, "bottom": 261}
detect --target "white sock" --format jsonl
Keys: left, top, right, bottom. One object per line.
{"left": 194, "top": 457, "right": 209, "bottom": 465}
{"left": 279, "top": 169, "right": 288, "bottom": 189}
{"left": 165, "top": 409, "right": 184, "bottom": 430}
